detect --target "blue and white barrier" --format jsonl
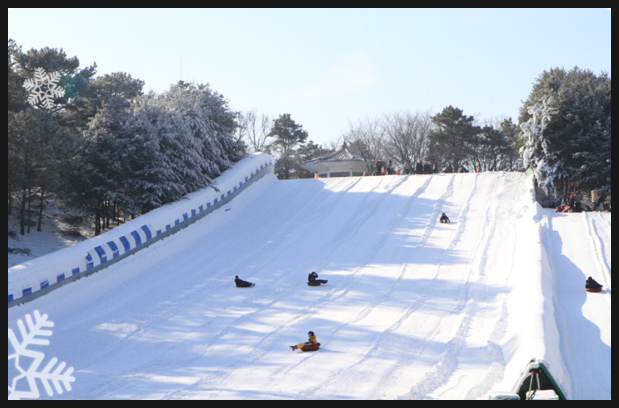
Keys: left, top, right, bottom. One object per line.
{"left": 8, "top": 153, "right": 275, "bottom": 307}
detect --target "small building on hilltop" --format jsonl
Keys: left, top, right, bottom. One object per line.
{"left": 301, "top": 143, "right": 369, "bottom": 178}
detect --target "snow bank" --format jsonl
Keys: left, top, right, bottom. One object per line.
{"left": 8, "top": 153, "right": 275, "bottom": 306}
{"left": 494, "top": 175, "right": 568, "bottom": 396}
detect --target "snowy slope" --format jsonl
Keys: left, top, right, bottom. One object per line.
{"left": 7, "top": 172, "right": 611, "bottom": 400}
{"left": 8, "top": 153, "right": 275, "bottom": 305}
{"left": 543, "top": 212, "right": 611, "bottom": 400}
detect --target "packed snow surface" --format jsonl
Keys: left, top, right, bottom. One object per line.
{"left": 8, "top": 172, "right": 611, "bottom": 400}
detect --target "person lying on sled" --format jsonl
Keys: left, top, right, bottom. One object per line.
{"left": 308, "top": 271, "right": 328, "bottom": 284}
{"left": 290, "top": 331, "right": 318, "bottom": 351}
{"left": 585, "top": 276, "right": 602, "bottom": 291}
{"left": 235, "top": 276, "right": 254, "bottom": 288}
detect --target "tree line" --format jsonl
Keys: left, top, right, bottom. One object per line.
{"left": 8, "top": 39, "right": 241, "bottom": 235}
{"left": 239, "top": 68, "right": 611, "bottom": 203}
{"left": 9, "top": 36, "right": 611, "bottom": 238}
{"left": 238, "top": 108, "right": 521, "bottom": 179}
{"left": 340, "top": 108, "right": 521, "bottom": 176}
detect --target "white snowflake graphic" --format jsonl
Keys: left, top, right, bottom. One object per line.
{"left": 8, "top": 311, "right": 75, "bottom": 400}
{"left": 23, "top": 67, "right": 66, "bottom": 110}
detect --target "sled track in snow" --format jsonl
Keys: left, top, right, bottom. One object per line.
{"left": 297, "top": 174, "right": 525, "bottom": 399}
{"left": 296, "top": 175, "right": 450, "bottom": 398}
{"left": 400, "top": 176, "right": 490, "bottom": 400}
{"left": 8, "top": 172, "right": 610, "bottom": 400}
{"left": 164, "top": 175, "right": 426, "bottom": 399}
{"left": 583, "top": 213, "right": 612, "bottom": 300}
{"left": 364, "top": 177, "right": 468, "bottom": 399}
{"left": 398, "top": 173, "right": 508, "bottom": 400}
{"left": 543, "top": 209, "right": 612, "bottom": 400}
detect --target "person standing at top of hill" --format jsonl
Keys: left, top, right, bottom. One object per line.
{"left": 375, "top": 161, "right": 383, "bottom": 176}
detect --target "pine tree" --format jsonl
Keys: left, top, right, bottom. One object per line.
{"left": 8, "top": 109, "right": 72, "bottom": 234}
{"left": 268, "top": 114, "right": 309, "bottom": 179}
{"left": 428, "top": 106, "right": 481, "bottom": 171}
{"left": 151, "top": 82, "right": 239, "bottom": 185}
{"left": 8, "top": 39, "right": 28, "bottom": 113}
{"left": 520, "top": 96, "right": 558, "bottom": 195}
{"left": 82, "top": 97, "right": 139, "bottom": 232}
{"left": 519, "top": 67, "right": 611, "bottom": 196}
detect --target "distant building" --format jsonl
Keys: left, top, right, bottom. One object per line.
{"left": 301, "top": 143, "right": 368, "bottom": 178}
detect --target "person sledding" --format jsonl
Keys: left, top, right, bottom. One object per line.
{"left": 235, "top": 276, "right": 255, "bottom": 288}
{"left": 439, "top": 213, "right": 450, "bottom": 223}
{"left": 308, "top": 271, "right": 328, "bottom": 286}
{"left": 290, "top": 331, "right": 320, "bottom": 351}
{"left": 585, "top": 276, "right": 603, "bottom": 292}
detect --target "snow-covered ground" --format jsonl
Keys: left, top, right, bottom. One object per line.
{"left": 8, "top": 171, "right": 611, "bottom": 400}
{"left": 544, "top": 212, "right": 611, "bottom": 399}
{"left": 8, "top": 205, "right": 93, "bottom": 268}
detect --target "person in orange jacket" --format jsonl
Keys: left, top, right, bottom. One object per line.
{"left": 290, "top": 331, "right": 318, "bottom": 351}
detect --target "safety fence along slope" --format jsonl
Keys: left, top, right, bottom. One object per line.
{"left": 8, "top": 153, "right": 276, "bottom": 308}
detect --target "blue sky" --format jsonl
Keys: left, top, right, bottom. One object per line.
{"left": 8, "top": 8, "right": 611, "bottom": 147}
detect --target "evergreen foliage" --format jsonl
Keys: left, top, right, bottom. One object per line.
{"left": 344, "top": 109, "right": 520, "bottom": 174}
{"left": 267, "top": 113, "right": 309, "bottom": 179}
{"left": 519, "top": 67, "right": 611, "bottom": 196}
{"left": 7, "top": 38, "right": 611, "bottom": 238}
{"left": 428, "top": 106, "right": 481, "bottom": 171}
{"left": 8, "top": 40, "right": 240, "bottom": 235}
{"left": 81, "top": 81, "right": 240, "bottom": 227}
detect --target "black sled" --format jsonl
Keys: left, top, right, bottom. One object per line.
{"left": 235, "top": 277, "right": 255, "bottom": 288}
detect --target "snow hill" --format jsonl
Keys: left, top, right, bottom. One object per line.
{"left": 7, "top": 160, "right": 611, "bottom": 400}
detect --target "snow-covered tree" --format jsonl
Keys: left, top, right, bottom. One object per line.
{"left": 81, "top": 81, "right": 241, "bottom": 230}
{"left": 8, "top": 109, "right": 73, "bottom": 234}
{"left": 148, "top": 82, "right": 239, "bottom": 184}
{"left": 8, "top": 41, "right": 242, "bottom": 235}
{"left": 82, "top": 97, "right": 140, "bottom": 232}
{"left": 519, "top": 96, "right": 558, "bottom": 195}
{"left": 519, "top": 67, "right": 611, "bottom": 197}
